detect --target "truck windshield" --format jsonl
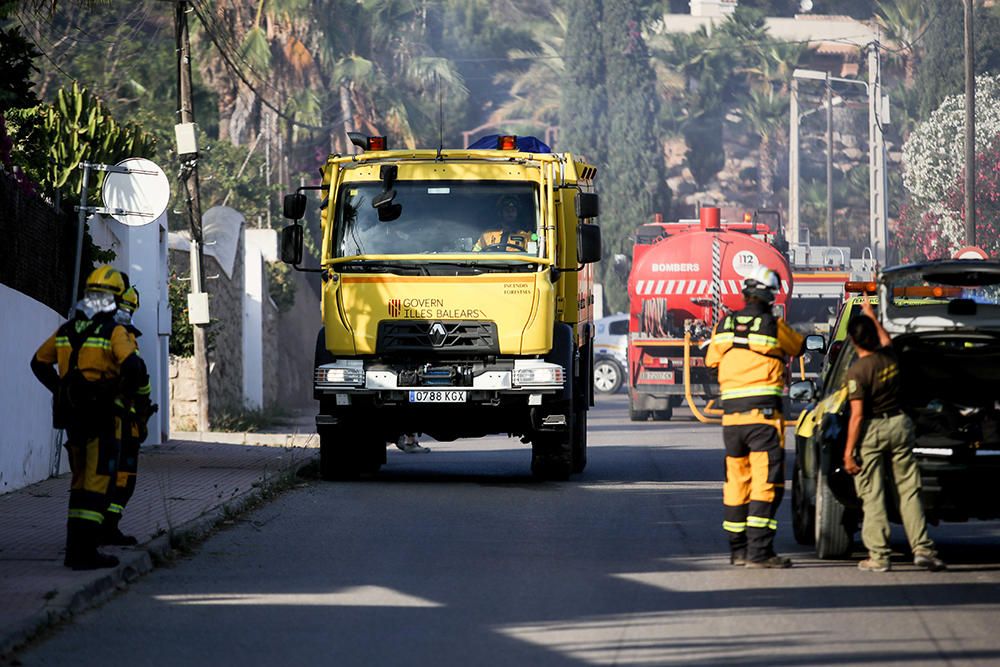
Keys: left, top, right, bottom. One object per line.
{"left": 333, "top": 181, "right": 541, "bottom": 259}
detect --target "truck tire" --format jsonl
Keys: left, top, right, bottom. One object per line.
{"left": 571, "top": 409, "right": 588, "bottom": 474}
{"left": 791, "top": 452, "right": 815, "bottom": 546}
{"left": 319, "top": 424, "right": 383, "bottom": 481}
{"left": 652, "top": 407, "right": 673, "bottom": 421}
{"left": 629, "top": 400, "right": 650, "bottom": 422}
{"left": 593, "top": 358, "right": 624, "bottom": 394}
{"left": 531, "top": 402, "right": 574, "bottom": 481}
{"left": 815, "top": 468, "right": 853, "bottom": 559}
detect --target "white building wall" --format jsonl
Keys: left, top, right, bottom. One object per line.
{"left": 0, "top": 284, "right": 67, "bottom": 494}
{"left": 243, "top": 229, "right": 278, "bottom": 410}
{"left": 90, "top": 213, "right": 171, "bottom": 444}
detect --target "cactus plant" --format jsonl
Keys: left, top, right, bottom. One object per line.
{"left": 38, "top": 82, "right": 156, "bottom": 204}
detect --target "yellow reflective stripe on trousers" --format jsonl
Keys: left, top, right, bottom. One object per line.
{"left": 68, "top": 508, "right": 105, "bottom": 524}
{"left": 723, "top": 521, "right": 746, "bottom": 533}
{"left": 747, "top": 516, "right": 778, "bottom": 530}
{"left": 721, "top": 386, "right": 784, "bottom": 400}
{"left": 107, "top": 503, "right": 124, "bottom": 514}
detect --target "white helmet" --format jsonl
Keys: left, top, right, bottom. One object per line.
{"left": 743, "top": 264, "right": 779, "bottom": 303}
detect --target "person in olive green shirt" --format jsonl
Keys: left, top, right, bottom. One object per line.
{"left": 842, "top": 297, "right": 945, "bottom": 573}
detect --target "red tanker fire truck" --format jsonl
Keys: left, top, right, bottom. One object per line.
{"left": 626, "top": 207, "right": 793, "bottom": 422}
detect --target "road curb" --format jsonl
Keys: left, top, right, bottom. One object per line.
{"left": 0, "top": 449, "right": 318, "bottom": 659}
{"left": 167, "top": 431, "right": 320, "bottom": 447}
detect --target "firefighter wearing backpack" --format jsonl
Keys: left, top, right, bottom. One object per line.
{"left": 103, "top": 286, "right": 156, "bottom": 546}
{"left": 30, "top": 265, "right": 144, "bottom": 570}
{"left": 706, "top": 265, "right": 804, "bottom": 569}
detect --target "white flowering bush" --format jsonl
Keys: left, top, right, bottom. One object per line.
{"left": 902, "top": 74, "right": 1000, "bottom": 207}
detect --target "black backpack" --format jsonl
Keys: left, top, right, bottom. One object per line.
{"left": 53, "top": 319, "right": 118, "bottom": 430}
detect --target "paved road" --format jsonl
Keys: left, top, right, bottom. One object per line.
{"left": 18, "top": 395, "right": 1000, "bottom": 666}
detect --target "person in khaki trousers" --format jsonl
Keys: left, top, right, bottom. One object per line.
{"left": 841, "top": 297, "right": 946, "bottom": 573}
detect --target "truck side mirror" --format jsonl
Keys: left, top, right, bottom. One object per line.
{"left": 280, "top": 224, "right": 304, "bottom": 265}
{"left": 576, "top": 191, "right": 599, "bottom": 219}
{"left": 283, "top": 193, "right": 307, "bottom": 220}
{"left": 578, "top": 223, "right": 602, "bottom": 265}
{"left": 805, "top": 334, "right": 826, "bottom": 352}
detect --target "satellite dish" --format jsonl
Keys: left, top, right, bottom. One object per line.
{"left": 101, "top": 157, "right": 170, "bottom": 227}
{"left": 799, "top": 0, "right": 813, "bottom": 11}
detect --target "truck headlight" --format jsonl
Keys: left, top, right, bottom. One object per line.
{"left": 512, "top": 362, "right": 565, "bottom": 387}
{"left": 315, "top": 363, "right": 365, "bottom": 387}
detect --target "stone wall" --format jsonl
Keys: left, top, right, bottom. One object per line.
{"left": 277, "top": 271, "right": 323, "bottom": 408}
{"left": 168, "top": 231, "right": 245, "bottom": 428}
{"left": 169, "top": 355, "right": 198, "bottom": 431}
{"left": 262, "top": 268, "right": 280, "bottom": 409}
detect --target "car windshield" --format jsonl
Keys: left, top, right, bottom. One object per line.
{"left": 334, "top": 181, "right": 541, "bottom": 258}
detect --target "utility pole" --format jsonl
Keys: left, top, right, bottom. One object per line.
{"left": 176, "top": 0, "right": 211, "bottom": 432}
{"left": 868, "top": 42, "right": 889, "bottom": 266}
{"left": 965, "top": 0, "right": 976, "bottom": 246}
{"left": 788, "top": 78, "right": 800, "bottom": 254}
{"left": 825, "top": 73, "right": 834, "bottom": 247}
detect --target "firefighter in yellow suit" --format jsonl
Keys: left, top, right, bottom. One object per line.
{"left": 473, "top": 195, "right": 534, "bottom": 252}
{"left": 706, "top": 265, "right": 804, "bottom": 569}
{"left": 103, "top": 286, "right": 156, "bottom": 546}
{"left": 31, "top": 266, "right": 144, "bottom": 570}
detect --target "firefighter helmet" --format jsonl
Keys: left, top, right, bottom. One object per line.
{"left": 120, "top": 286, "right": 140, "bottom": 313}
{"left": 85, "top": 265, "right": 125, "bottom": 296}
{"left": 742, "top": 264, "right": 779, "bottom": 303}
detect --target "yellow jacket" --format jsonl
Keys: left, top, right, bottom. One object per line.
{"left": 706, "top": 303, "right": 804, "bottom": 414}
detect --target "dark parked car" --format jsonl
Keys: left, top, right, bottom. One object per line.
{"left": 790, "top": 260, "right": 1000, "bottom": 558}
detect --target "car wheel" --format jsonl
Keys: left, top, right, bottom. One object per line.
{"left": 593, "top": 358, "right": 624, "bottom": 394}
{"left": 791, "top": 451, "right": 815, "bottom": 545}
{"left": 815, "top": 468, "right": 853, "bottom": 559}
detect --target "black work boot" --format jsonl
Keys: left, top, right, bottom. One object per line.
{"left": 64, "top": 521, "right": 119, "bottom": 570}
{"left": 100, "top": 513, "right": 138, "bottom": 546}
{"left": 730, "top": 550, "right": 748, "bottom": 567}
{"left": 745, "top": 554, "right": 793, "bottom": 569}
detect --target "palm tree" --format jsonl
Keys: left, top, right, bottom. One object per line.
{"left": 740, "top": 83, "right": 787, "bottom": 207}
{"left": 875, "top": 0, "right": 930, "bottom": 85}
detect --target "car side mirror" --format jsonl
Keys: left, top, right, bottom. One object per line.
{"left": 805, "top": 334, "right": 826, "bottom": 352}
{"left": 576, "top": 191, "right": 599, "bottom": 219}
{"left": 283, "top": 193, "right": 307, "bottom": 220}
{"left": 789, "top": 379, "right": 816, "bottom": 402}
{"left": 280, "top": 224, "right": 303, "bottom": 265}
{"left": 578, "top": 223, "right": 602, "bottom": 264}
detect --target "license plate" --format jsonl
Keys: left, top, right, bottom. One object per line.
{"left": 408, "top": 390, "right": 467, "bottom": 403}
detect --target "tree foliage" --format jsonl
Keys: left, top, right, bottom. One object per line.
{"left": 559, "top": 0, "right": 606, "bottom": 166}
{"left": 602, "top": 0, "right": 669, "bottom": 313}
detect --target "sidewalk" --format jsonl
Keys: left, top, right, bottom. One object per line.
{"left": 0, "top": 433, "right": 319, "bottom": 657}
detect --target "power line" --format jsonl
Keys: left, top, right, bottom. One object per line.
{"left": 186, "top": 0, "right": 345, "bottom": 133}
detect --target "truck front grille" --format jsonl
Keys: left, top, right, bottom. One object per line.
{"left": 377, "top": 320, "right": 499, "bottom": 356}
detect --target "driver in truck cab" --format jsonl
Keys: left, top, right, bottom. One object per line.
{"left": 706, "top": 264, "right": 805, "bottom": 569}
{"left": 473, "top": 195, "right": 535, "bottom": 253}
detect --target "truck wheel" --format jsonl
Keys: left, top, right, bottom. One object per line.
{"left": 571, "top": 409, "right": 588, "bottom": 474}
{"left": 791, "top": 453, "right": 815, "bottom": 545}
{"left": 652, "top": 407, "right": 673, "bottom": 421}
{"left": 531, "top": 405, "right": 574, "bottom": 481}
{"left": 593, "top": 358, "right": 624, "bottom": 394}
{"left": 629, "top": 401, "right": 650, "bottom": 422}
{"left": 318, "top": 425, "right": 383, "bottom": 481}
{"left": 815, "top": 468, "right": 853, "bottom": 559}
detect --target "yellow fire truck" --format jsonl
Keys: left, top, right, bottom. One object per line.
{"left": 279, "top": 134, "right": 601, "bottom": 480}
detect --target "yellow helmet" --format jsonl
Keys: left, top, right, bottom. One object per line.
{"left": 85, "top": 265, "right": 125, "bottom": 296}
{"left": 120, "top": 286, "right": 140, "bottom": 313}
